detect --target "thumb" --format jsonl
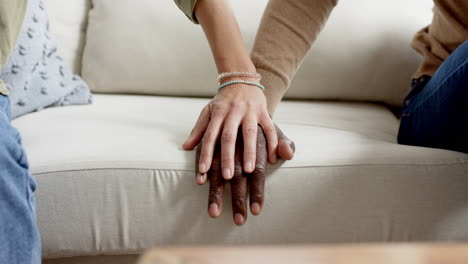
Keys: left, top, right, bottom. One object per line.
{"left": 274, "top": 123, "right": 295, "bottom": 160}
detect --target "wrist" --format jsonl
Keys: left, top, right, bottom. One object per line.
{"left": 217, "top": 80, "right": 265, "bottom": 93}
{"left": 254, "top": 68, "right": 288, "bottom": 116}
{"left": 216, "top": 58, "right": 256, "bottom": 75}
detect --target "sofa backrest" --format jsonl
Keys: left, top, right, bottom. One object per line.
{"left": 48, "top": 0, "right": 434, "bottom": 107}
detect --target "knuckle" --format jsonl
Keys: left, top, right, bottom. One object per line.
{"left": 233, "top": 164, "right": 244, "bottom": 177}
{"left": 211, "top": 102, "right": 222, "bottom": 111}
{"left": 245, "top": 101, "right": 255, "bottom": 108}
{"left": 221, "top": 156, "right": 233, "bottom": 165}
{"left": 213, "top": 110, "right": 224, "bottom": 118}
{"left": 232, "top": 172, "right": 247, "bottom": 185}
{"left": 254, "top": 164, "right": 266, "bottom": 175}
{"left": 265, "top": 125, "right": 276, "bottom": 135}
{"left": 232, "top": 196, "right": 246, "bottom": 210}
{"left": 204, "top": 131, "right": 216, "bottom": 141}
{"left": 230, "top": 101, "right": 245, "bottom": 111}
{"left": 244, "top": 127, "right": 257, "bottom": 137}
{"left": 209, "top": 188, "right": 223, "bottom": 200}
{"left": 232, "top": 178, "right": 247, "bottom": 188}
{"left": 221, "top": 131, "right": 235, "bottom": 143}
{"left": 257, "top": 137, "right": 267, "bottom": 146}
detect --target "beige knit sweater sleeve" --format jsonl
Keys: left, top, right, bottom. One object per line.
{"left": 411, "top": 0, "right": 468, "bottom": 79}
{"left": 251, "top": 0, "right": 338, "bottom": 115}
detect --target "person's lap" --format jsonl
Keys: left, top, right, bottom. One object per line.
{"left": 0, "top": 95, "right": 41, "bottom": 263}
{"left": 398, "top": 40, "right": 468, "bottom": 154}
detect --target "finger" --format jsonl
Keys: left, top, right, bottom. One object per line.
{"left": 278, "top": 140, "right": 295, "bottom": 160}
{"left": 208, "top": 141, "right": 224, "bottom": 218}
{"left": 274, "top": 124, "right": 296, "bottom": 160}
{"left": 249, "top": 125, "right": 267, "bottom": 216}
{"left": 231, "top": 136, "right": 247, "bottom": 225}
{"left": 183, "top": 106, "right": 210, "bottom": 150}
{"left": 198, "top": 108, "right": 227, "bottom": 174}
{"left": 220, "top": 113, "right": 243, "bottom": 180}
{"left": 242, "top": 116, "right": 258, "bottom": 173}
{"left": 195, "top": 144, "right": 207, "bottom": 185}
{"left": 259, "top": 113, "right": 278, "bottom": 164}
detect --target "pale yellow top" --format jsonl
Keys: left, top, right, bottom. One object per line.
{"left": 0, "top": 0, "right": 28, "bottom": 95}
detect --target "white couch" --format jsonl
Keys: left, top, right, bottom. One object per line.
{"left": 11, "top": 0, "right": 468, "bottom": 263}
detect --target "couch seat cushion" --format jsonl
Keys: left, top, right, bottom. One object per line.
{"left": 12, "top": 95, "right": 468, "bottom": 258}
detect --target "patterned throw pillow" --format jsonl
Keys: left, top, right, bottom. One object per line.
{"left": 0, "top": 0, "right": 92, "bottom": 119}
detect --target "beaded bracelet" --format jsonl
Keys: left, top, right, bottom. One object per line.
{"left": 217, "top": 72, "right": 262, "bottom": 84}
{"left": 218, "top": 80, "right": 265, "bottom": 92}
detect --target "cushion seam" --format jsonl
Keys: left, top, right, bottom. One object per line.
{"left": 32, "top": 161, "right": 468, "bottom": 175}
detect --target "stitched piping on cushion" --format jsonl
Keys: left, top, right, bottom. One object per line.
{"left": 274, "top": 121, "right": 398, "bottom": 141}
{"left": 32, "top": 161, "right": 468, "bottom": 175}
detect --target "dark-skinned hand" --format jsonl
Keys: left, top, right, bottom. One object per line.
{"left": 195, "top": 124, "right": 295, "bottom": 226}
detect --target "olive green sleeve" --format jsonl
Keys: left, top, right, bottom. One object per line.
{"left": 0, "top": 0, "right": 28, "bottom": 95}
{"left": 0, "top": 0, "right": 28, "bottom": 68}
{"left": 174, "top": 0, "right": 199, "bottom": 24}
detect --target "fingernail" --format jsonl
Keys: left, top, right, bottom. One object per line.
{"left": 246, "top": 162, "right": 254, "bottom": 172}
{"left": 209, "top": 203, "right": 219, "bottom": 218}
{"left": 251, "top": 203, "right": 261, "bottom": 215}
{"left": 199, "top": 163, "right": 207, "bottom": 173}
{"left": 223, "top": 168, "right": 232, "bottom": 179}
{"left": 196, "top": 173, "right": 206, "bottom": 185}
{"left": 201, "top": 173, "right": 207, "bottom": 183}
{"left": 234, "top": 213, "right": 244, "bottom": 226}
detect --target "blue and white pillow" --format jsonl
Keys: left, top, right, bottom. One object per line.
{"left": 0, "top": 0, "right": 92, "bottom": 119}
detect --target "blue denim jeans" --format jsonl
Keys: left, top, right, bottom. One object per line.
{"left": 398, "top": 40, "right": 468, "bottom": 154}
{"left": 0, "top": 94, "right": 41, "bottom": 263}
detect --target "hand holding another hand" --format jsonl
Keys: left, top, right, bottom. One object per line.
{"left": 193, "top": 124, "right": 295, "bottom": 226}
{"left": 182, "top": 83, "right": 279, "bottom": 179}
{"left": 182, "top": 80, "right": 294, "bottom": 225}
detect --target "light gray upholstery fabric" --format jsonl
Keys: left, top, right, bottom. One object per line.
{"left": 11, "top": 95, "right": 468, "bottom": 259}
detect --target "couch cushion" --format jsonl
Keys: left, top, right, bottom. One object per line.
{"left": 46, "top": 0, "right": 90, "bottom": 73}
{"left": 82, "top": 0, "right": 432, "bottom": 107}
{"left": 12, "top": 95, "right": 468, "bottom": 258}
